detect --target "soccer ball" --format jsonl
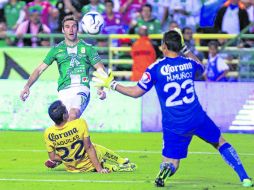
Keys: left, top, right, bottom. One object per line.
{"left": 81, "top": 11, "right": 104, "bottom": 35}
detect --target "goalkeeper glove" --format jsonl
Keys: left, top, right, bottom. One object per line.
{"left": 45, "top": 159, "right": 62, "bottom": 168}
{"left": 92, "top": 69, "right": 118, "bottom": 90}
{"left": 173, "top": 27, "right": 190, "bottom": 55}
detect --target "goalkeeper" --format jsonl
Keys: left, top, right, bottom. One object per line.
{"left": 92, "top": 29, "right": 253, "bottom": 187}
{"left": 44, "top": 100, "right": 137, "bottom": 173}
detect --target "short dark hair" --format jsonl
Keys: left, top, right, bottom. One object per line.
{"left": 182, "top": 27, "right": 192, "bottom": 34}
{"left": 169, "top": 20, "right": 178, "bottom": 26}
{"left": 208, "top": 40, "right": 219, "bottom": 49}
{"left": 62, "top": 15, "right": 78, "bottom": 28}
{"left": 105, "top": 0, "right": 114, "bottom": 6}
{"left": 142, "top": 3, "right": 152, "bottom": 12}
{"left": 48, "top": 100, "right": 67, "bottom": 125}
{"left": 162, "top": 30, "right": 182, "bottom": 52}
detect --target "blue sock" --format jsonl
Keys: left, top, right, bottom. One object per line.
{"left": 168, "top": 163, "right": 176, "bottom": 177}
{"left": 219, "top": 143, "right": 249, "bottom": 181}
{"left": 160, "top": 162, "right": 176, "bottom": 177}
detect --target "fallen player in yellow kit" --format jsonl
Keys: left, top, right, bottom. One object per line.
{"left": 44, "top": 100, "right": 137, "bottom": 173}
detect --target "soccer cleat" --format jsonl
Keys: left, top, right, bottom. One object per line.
{"left": 123, "top": 158, "right": 130, "bottom": 164}
{"left": 102, "top": 161, "right": 137, "bottom": 172}
{"left": 117, "top": 162, "right": 137, "bottom": 172}
{"left": 155, "top": 178, "right": 164, "bottom": 187}
{"left": 155, "top": 163, "right": 173, "bottom": 187}
{"left": 102, "top": 162, "right": 118, "bottom": 172}
{"left": 242, "top": 178, "right": 253, "bottom": 187}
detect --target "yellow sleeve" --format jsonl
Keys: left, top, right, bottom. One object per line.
{"left": 44, "top": 128, "right": 55, "bottom": 152}
{"left": 79, "top": 119, "right": 89, "bottom": 138}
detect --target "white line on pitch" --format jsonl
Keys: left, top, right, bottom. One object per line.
{"left": 0, "top": 178, "right": 145, "bottom": 184}
{"left": 0, "top": 149, "right": 254, "bottom": 156}
{"left": 0, "top": 178, "right": 202, "bottom": 184}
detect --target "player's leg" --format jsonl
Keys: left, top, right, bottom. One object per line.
{"left": 155, "top": 158, "right": 179, "bottom": 187}
{"left": 216, "top": 136, "right": 253, "bottom": 187}
{"left": 59, "top": 86, "right": 90, "bottom": 121}
{"left": 195, "top": 115, "right": 253, "bottom": 187}
{"left": 68, "top": 108, "right": 81, "bottom": 121}
{"left": 155, "top": 128, "right": 192, "bottom": 187}
{"left": 58, "top": 88, "right": 72, "bottom": 117}
{"left": 102, "top": 161, "right": 137, "bottom": 172}
{"left": 93, "top": 144, "right": 129, "bottom": 164}
{"left": 93, "top": 144, "right": 136, "bottom": 172}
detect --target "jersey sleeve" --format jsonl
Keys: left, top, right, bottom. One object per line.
{"left": 44, "top": 129, "right": 55, "bottom": 153}
{"left": 87, "top": 46, "right": 102, "bottom": 66}
{"left": 79, "top": 119, "right": 89, "bottom": 138}
{"left": 43, "top": 47, "right": 56, "bottom": 65}
{"left": 137, "top": 63, "right": 157, "bottom": 91}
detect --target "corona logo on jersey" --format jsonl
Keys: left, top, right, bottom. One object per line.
{"left": 48, "top": 128, "right": 78, "bottom": 141}
{"left": 141, "top": 72, "right": 151, "bottom": 83}
{"left": 160, "top": 62, "right": 194, "bottom": 82}
{"left": 160, "top": 62, "right": 193, "bottom": 76}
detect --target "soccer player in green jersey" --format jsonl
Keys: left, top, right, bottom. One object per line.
{"left": 20, "top": 15, "right": 107, "bottom": 120}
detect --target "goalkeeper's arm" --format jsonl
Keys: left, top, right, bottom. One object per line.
{"left": 114, "top": 84, "right": 145, "bottom": 98}
{"left": 92, "top": 69, "right": 146, "bottom": 98}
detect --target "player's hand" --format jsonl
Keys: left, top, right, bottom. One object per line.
{"left": 98, "top": 168, "right": 110, "bottom": 173}
{"left": 97, "top": 89, "right": 106, "bottom": 100}
{"left": 45, "top": 159, "right": 62, "bottom": 168}
{"left": 172, "top": 27, "right": 190, "bottom": 55}
{"left": 92, "top": 69, "right": 117, "bottom": 90}
{"left": 172, "top": 27, "right": 184, "bottom": 47}
{"left": 20, "top": 86, "right": 30, "bottom": 101}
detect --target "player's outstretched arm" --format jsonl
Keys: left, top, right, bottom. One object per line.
{"left": 84, "top": 136, "right": 109, "bottom": 173}
{"left": 92, "top": 69, "right": 146, "bottom": 98}
{"left": 93, "top": 63, "right": 107, "bottom": 100}
{"left": 20, "top": 63, "right": 49, "bottom": 101}
{"left": 115, "top": 84, "right": 145, "bottom": 98}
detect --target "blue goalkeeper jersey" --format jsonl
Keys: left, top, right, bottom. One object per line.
{"left": 138, "top": 56, "right": 205, "bottom": 131}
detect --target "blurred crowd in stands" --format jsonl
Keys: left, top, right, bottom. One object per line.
{"left": 0, "top": 0, "right": 254, "bottom": 81}
{"left": 0, "top": 0, "right": 253, "bottom": 46}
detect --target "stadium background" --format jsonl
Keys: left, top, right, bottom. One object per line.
{"left": 1, "top": 0, "right": 254, "bottom": 189}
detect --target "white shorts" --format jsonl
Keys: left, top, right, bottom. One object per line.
{"left": 58, "top": 86, "right": 90, "bottom": 115}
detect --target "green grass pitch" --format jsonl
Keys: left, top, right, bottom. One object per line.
{"left": 0, "top": 132, "right": 253, "bottom": 190}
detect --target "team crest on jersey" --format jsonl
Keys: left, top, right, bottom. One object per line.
{"left": 82, "top": 77, "right": 88, "bottom": 82}
{"left": 81, "top": 48, "right": 86, "bottom": 54}
{"left": 141, "top": 72, "right": 151, "bottom": 83}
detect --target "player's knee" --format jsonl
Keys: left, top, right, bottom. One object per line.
{"left": 68, "top": 111, "right": 79, "bottom": 121}
{"left": 210, "top": 136, "right": 226, "bottom": 149}
{"left": 211, "top": 142, "right": 220, "bottom": 149}
{"left": 68, "top": 108, "right": 81, "bottom": 120}
{"left": 217, "top": 136, "right": 227, "bottom": 148}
